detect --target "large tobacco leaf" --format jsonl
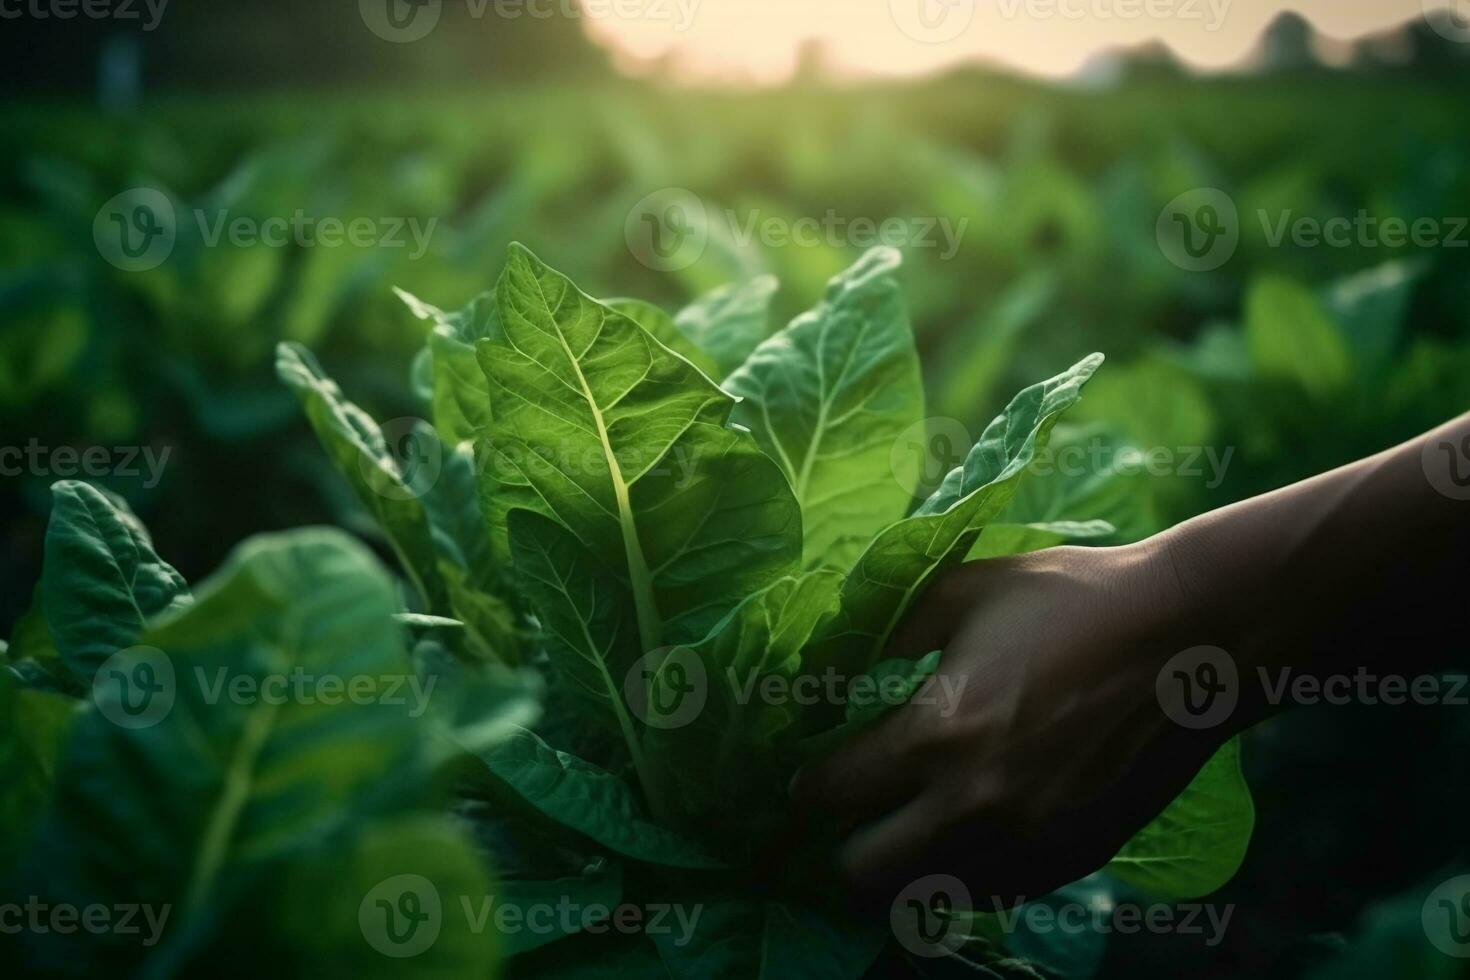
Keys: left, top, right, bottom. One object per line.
{"left": 813, "top": 353, "right": 1104, "bottom": 674}
{"left": 12, "top": 528, "right": 505, "bottom": 976}
{"left": 41, "top": 481, "right": 190, "bottom": 683}
{"left": 476, "top": 727, "right": 726, "bottom": 870}
{"left": 278, "top": 342, "right": 519, "bottom": 663}
{"left": 476, "top": 245, "right": 803, "bottom": 802}
{"left": 725, "top": 248, "right": 924, "bottom": 570}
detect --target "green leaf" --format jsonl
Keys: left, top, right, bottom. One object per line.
{"left": 1322, "top": 260, "right": 1422, "bottom": 375}
{"left": 475, "top": 728, "right": 727, "bottom": 870}
{"left": 968, "top": 520, "right": 1115, "bottom": 559}
{"left": 41, "top": 481, "right": 189, "bottom": 683}
{"left": 505, "top": 509, "right": 640, "bottom": 744}
{"left": 1105, "top": 737, "right": 1254, "bottom": 899}
{"left": 478, "top": 243, "right": 800, "bottom": 654}
{"left": 399, "top": 287, "right": 500, "bottom": 447}
{"left": 16, "top": 529, "right": 475, "bottom": 973}
{"left": 411, "top": 639, "right": 543, "bottom": 762}
{"left": 497, "top": 860, "right": 624, "bottom": 956}
{"left": 1245, "top": 274, "right": 1353, "bottom": 399}
{"left": 269, "top": 814, "right": 501, "bottom": 979}
{"left": 424, "top": 444, "right": 520, "bottom": 662}
{"left": 0, "top": 670, "right": 78, "bottom": 875}
{"left": 4, "top": 584, "right": 73, "bottom": 694}
{"left": 725, "top": 248, "right": 924, "bottom": 570}
{"left": 674, "top": 275, "right": 778, "bottom": 378}
{"left": 605, "top": 296, "right": 722, "bottom": 380}
{"left": 277, "top": 341, "right": 449, "bottom": 611}
{"left": 796, "top": 650, "right": 942, "bottom": 763}
{"left": 643, "top": 570, "right": 844, "bottom": 835}
{"left": 815, "top": 355, "right": 1103, "bottom": 672}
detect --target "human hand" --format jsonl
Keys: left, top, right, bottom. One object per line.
{"left": 790, "top": 539, "right": 1228, "bottom": 910}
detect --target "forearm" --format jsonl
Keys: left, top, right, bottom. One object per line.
{"left": 1157, "top": 414, "right": 1470, "bottom": 720}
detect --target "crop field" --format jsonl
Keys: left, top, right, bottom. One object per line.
{"left": 3, "top": 9, "right": 1470, "bottom": 978}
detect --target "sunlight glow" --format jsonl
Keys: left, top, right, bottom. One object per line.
{"left": 579, "top": 0, "right": 1439, "bottom": 85}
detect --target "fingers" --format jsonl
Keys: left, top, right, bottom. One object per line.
{"left": 789, "top": 712, "right": 925, "bottom": 833}
{"left": 834, "top": 794, "right": 941, "bottom": 914}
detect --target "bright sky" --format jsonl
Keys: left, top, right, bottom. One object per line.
{"left": 579, "top": 0, "right": 1450, "bottom": 84}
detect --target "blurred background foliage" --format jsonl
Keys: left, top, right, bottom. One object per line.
{"left": 3, "top": 3, "right": 1470, "bottom": 976}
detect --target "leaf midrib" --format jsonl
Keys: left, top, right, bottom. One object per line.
{"left": 532, "top": 273, "right": 664, "bottom": 654}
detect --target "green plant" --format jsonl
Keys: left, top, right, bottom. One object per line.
{"left": 285, "top": 244, "right": 1254, "bottom": 976}
{"left": 1, "top": 483, "right": 538, "bottom": 976}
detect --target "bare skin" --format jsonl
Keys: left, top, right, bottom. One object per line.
{"left": 791, "top": 414, "right": 1470, "bottom": 909}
